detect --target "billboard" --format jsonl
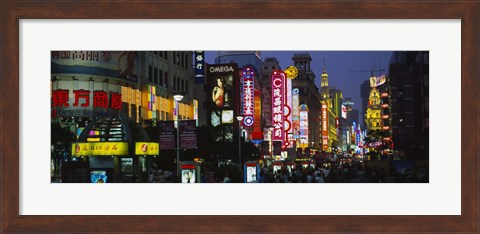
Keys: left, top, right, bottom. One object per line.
{"left": 285, "top": 77, "right": 293, "bottom": 148}
{"left": 241, "top": 66, "right": 255, "bottom": 127}
{"left": 252, "top": 90, "right": 263, "bottom": 140}
{"left": 194, "top": 51, "right": 205, "bottom": 84}
{"left": 292, "top": 88, "right": 300, "bottom": 139}
{"left": 299, "top": 104, "right": 309, "bottom": 148}
{"left": 370, "top": 74, "right": 387, "bottom": 88}
{"left": 207, "top": 64, "right": 238, "bottom": 143}
{"left": 159, "top": 121, "right": 175, "bottom": 150}
{"left": 341, "top": 104, "right": 347, "bottom": 119}
{"left": 321, "top": 103, "right": 329, "bottom": 151}
{"left": 180, "top": 120, "right": 197, "bottom": 149}
{"left": 135, "top": 142, "right": 159, "bottom": 155}
{"left": 271, "top": 70, "right": 285, "bottom": 144}
{"left": 72, "top": 142, "right": 128, "bottom": 156}
{"left": 51, "top": 51, "right": 138, "bottom": 83}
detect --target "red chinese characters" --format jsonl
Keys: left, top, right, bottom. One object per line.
{"left": 93, "top": 91, "right": 108, "bottom": 108}
{"left": 271, "top": 70, "right": 285, "bottom": 144}
{"left": 73, "top": 90, "right": 90, "bottom": 107}
{"left": 51, "top": 89, "right": 122, "bottom": 110}
{"left": 110, "top": 92, "right": 122, "bottom": 110}
{"left": 52, "top": 90, "right": 69, "bottom": 107}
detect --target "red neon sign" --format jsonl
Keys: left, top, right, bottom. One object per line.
{"left": 271, "top": 71, "right": 285, "bottom": 144}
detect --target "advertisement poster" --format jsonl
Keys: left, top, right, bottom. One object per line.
{"left": 181, "top": 164, "right": 196, "bottom": 183}
{"left": 207, "top": 63, "right": 237, "bottom": 142}
{"left": 245, "top": 163, "right": 258, "bottom": 183}
{"left": 51, "top": 51, "right": 138, "bottom": 83}
{"left": 158, "top": 121, "right": 175, "bottom": 150}
{"left": 90, "top": 170, "right": 107, "bottom": 183}
{"left": 180, "top": 120, "right": 197, "bottom": 149}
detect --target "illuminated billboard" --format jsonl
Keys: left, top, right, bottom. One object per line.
{"left": 271, "top": 70, "right": 285, "bottom": 144}
{"left": 299, "top": 104, "right": 309, "bottom": 148}
{"left": 241, "top": 67, "right": 255, "bottom": 127}
{"left": 207, "top": 64, "right": 238, "bottom": 142}
{"left": 292, "top": 88, "right": 300, "bottom": 140}
{"left": 51, "top": 51, "right": 138, "bottom": 83}
{"left": 341, "top": 104, "right": 347, "bottom": 119}
{"left": 72, "top": 142, "right": 128, "bottom": 156}
{"left": 135, "top": 142, "right": 159, "bottom": 155}
{"left": 370, "top": 74, "right": 387, "bottom": 88}
{"left": 321, "top": 102, "right": 329, "bottom": 151}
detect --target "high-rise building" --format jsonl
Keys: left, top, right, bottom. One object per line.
{"left": 389, "top": 51, "right": 429, "bottom": 159}
{"left": 292, "top": 53, "right": 322, "bottom": 150}
{"left": 360, "top": 79, "right": 370, "bottom": 128}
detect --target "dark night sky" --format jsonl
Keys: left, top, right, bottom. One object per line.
{"left": 205, "top": 51, "right": 393, "bottom": 124}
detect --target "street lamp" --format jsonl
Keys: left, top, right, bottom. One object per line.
{"left": 236, "top": 116, "right": 244, "bottom": 170}
{"left": 173, "top": 94, "right": 183, "bottom": 180}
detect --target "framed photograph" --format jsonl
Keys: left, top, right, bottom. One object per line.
{"left": 1, "top": 1, "right": 478, "bottom": 233}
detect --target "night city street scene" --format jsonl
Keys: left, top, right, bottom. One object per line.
{"left": 51, "top": 51, "right": 429, "bottom": 183}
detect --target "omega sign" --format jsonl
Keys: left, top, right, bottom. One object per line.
{"left": 209, "top": 66, "right": 235, "bottom": 73}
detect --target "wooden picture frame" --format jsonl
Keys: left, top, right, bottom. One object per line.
{"left": 1, "top": 1, "right": 478, "bottom": 233}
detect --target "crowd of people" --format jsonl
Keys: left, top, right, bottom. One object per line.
{"left": 146, "top": 159, "right": 428, "bottom": 183}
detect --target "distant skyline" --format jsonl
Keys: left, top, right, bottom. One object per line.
{"left": 205, "top": 51, "right": 393, "bottom": 126}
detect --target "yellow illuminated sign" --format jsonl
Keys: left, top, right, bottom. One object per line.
{"left": 72, "top": 142, "right": 128, "bottom": 156}
{"left": 285, "top": 66, "right": 298, "bottom": 79}
{"left": 135, "top": 142, "right": 159, "bottom": 155}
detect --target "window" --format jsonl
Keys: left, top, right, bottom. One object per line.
{"left": 173, "top": 76, "right": 176, "bottom": 90}
{"left": 148, "top": 66, "right": 153, "bottom": 83}
{"left": 154, "top": 68, "right": 158, "bottom": 84}
{"left": 164, "top": 51, "right": 168, "bottom": 60}
{"left": 186, "top": 81, "right": 189, "bottom": 93}
{"left": 180, "top": 52, "right": 184, "bottom": 68}
{"left": 164, "top": 72, "right": 168, "bottom": 88}
{"left": 177, "top": 78, "right": 180, "bottom": 92}
{"left": 159, "top": 70, "right": 164, "bottom": 86}
{"left": 181, "top": 80, "right": 184, "bottom": 93}
{"left": 184, "top": 53, "right": 189, "bottom": 69}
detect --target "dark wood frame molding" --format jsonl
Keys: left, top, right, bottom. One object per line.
{"left": 1, "top": 1, "right": 478, "bottom": 233}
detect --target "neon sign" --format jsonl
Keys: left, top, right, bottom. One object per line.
{"left": 242, "top": 67, "right": 255, "bottom": 127}
{"left": 271, "top": 70, "right": 285, "bottom": 144}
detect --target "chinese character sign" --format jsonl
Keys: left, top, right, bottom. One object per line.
{"left": 194, "top": 51, "right": 205, "bottom": 84}
{"left": 72, "top": 142, "right": 128, "bottom": 156}
{"left": 292, "top": 88, "right": 300, "bottom": 139}
{"left": 242, "top": 67, "right": 255, "bottom": 127}
{"left": 271, "top": 71, "right": 285, "bottom": 144}
{"left": 299, "top": 104, "right": 309, "bottom": 148}
{"left": 180, "top": 120, "right": 197, "bottom": 149}
{"left": 159, "top": 121, "right": 175, "bottom": 150}
{"left": 321, "top": 103, "right": 329, "bottom": 151}
{"left": 52, "top": 51, "right": 138, "bottom": 83}
{"left": 52, "top": 89, "right": 122, "bottom": 111}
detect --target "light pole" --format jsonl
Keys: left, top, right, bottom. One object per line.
{"left": 173, "top": 94, "right": 184, "bottom": 180}
{"left": 236, "top": 116, "right": 244, "bottom": 170}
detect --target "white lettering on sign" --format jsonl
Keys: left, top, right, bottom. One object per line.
{"left": 209, "top": 66, "right": 234, "bottom": 73}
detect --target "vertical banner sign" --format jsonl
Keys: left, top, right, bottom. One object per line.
{"left": 285, "top": 77, "right": 293, "bottom": 148}
{"left": 180, "top": 120, "right": 197, "bottom": 149}
{"left": 158, "top": 121, "right": 175, "bottom": 150}
{"left": 194, "top": 51, "right": 205, "bottom": 84}
{"left": 299, "top": 104, "right": 309, "bottom": 148}
{"left": 292, "top": 88, "right": 300, "bottom": 140}
{"left": 271, "top": 71, "right": 285, "bottom": 144}
{"left": 252, "top": 90, "right": 263, "bottom": 140}
{"left": 322, "top": 103, "right": 329, "bottom": 151}
{"left": 341, "top": 104, "right": 347, "bottom": 119}
{"left": 242, "top": 67, "right": 255, "bottom": 127}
